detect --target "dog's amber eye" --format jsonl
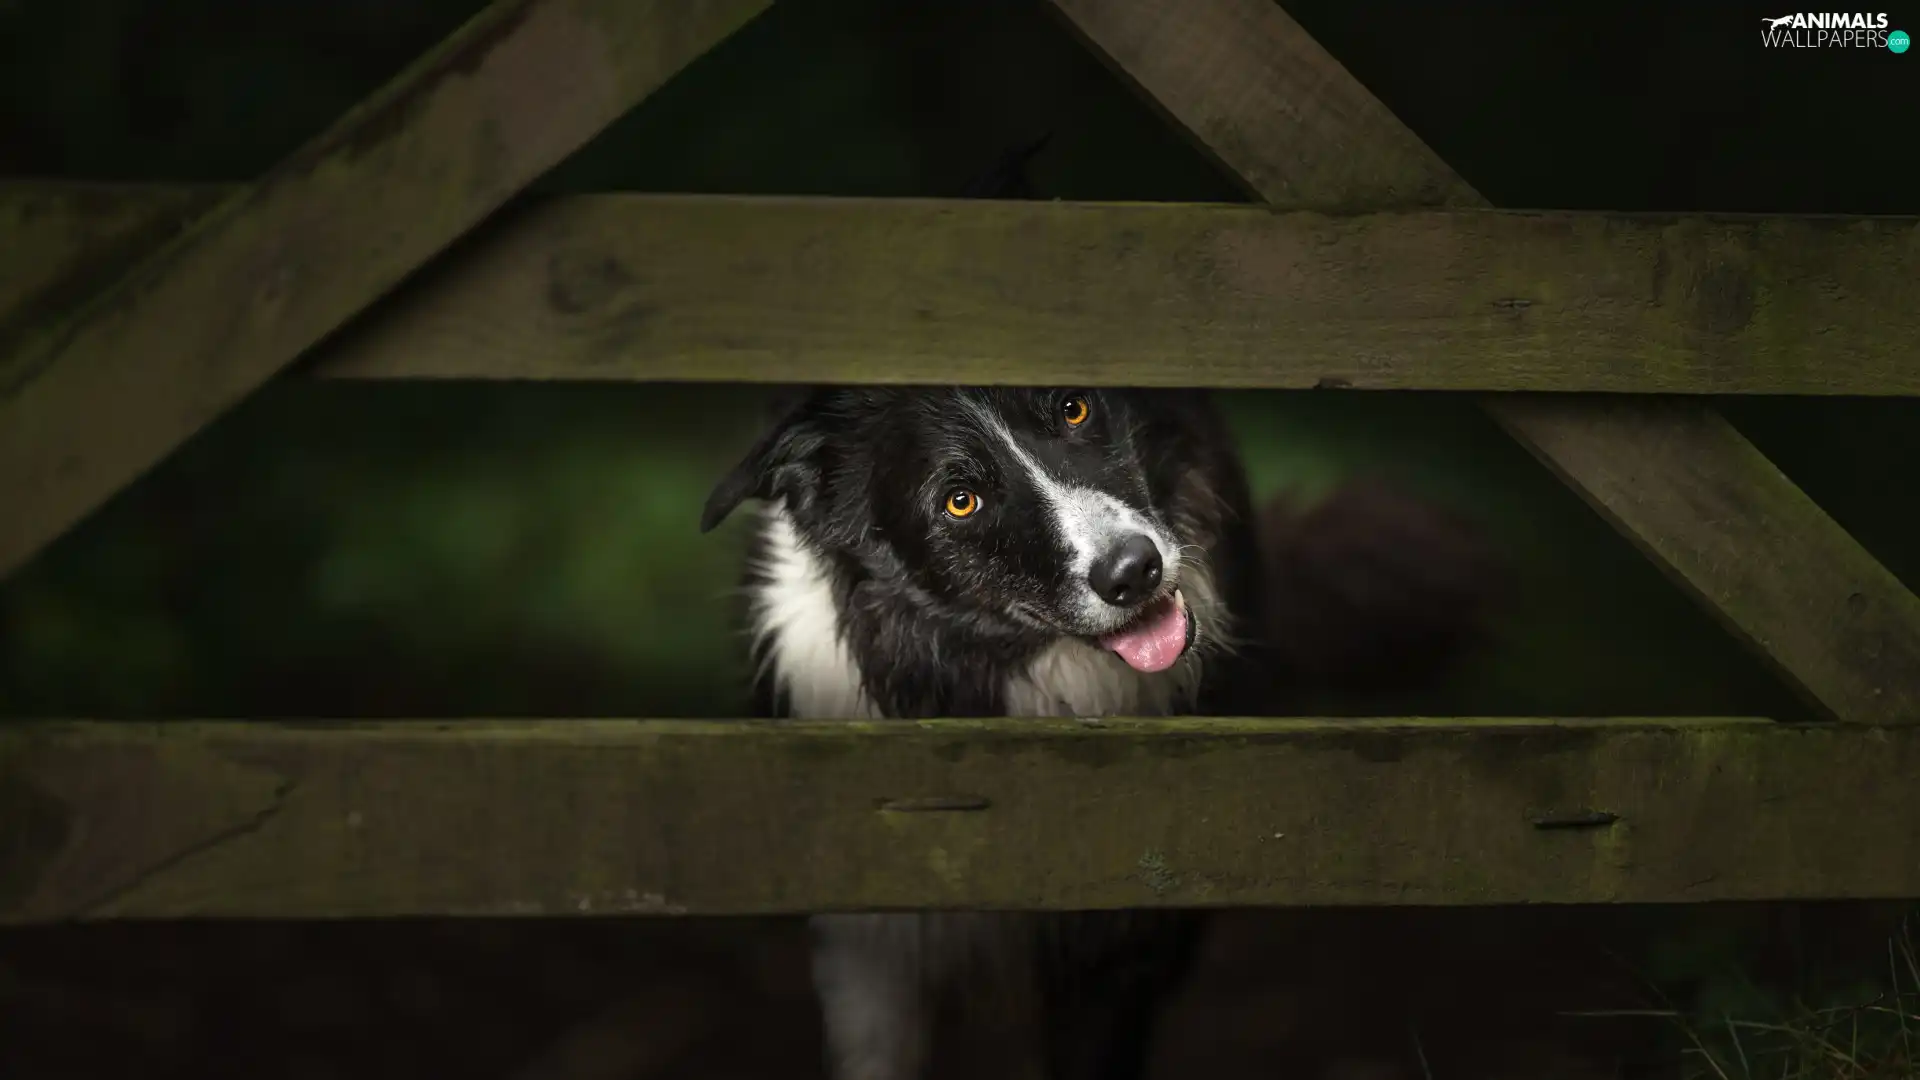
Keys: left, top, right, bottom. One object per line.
{"left": 1061, "top": 395, "right": 1091, "bottom": 427}
{"left": 943, "top": 489, "right": 982, "bottom": 519}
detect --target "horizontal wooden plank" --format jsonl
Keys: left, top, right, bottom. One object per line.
{"left": 3, "top": 184, "right": 1917, "bottom": 395}
{"left": 0, "top": 0, "right": 772, "bottom": 581}
{"left": 318, "top": 196, "right": 1920, "bottom": 393}
{"left": 3, "top": 717, "right": 1918, "bottom": 921}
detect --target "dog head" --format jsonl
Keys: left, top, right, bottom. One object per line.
{"left": 703, "top": 386, "right": 1215, "bottom": 674}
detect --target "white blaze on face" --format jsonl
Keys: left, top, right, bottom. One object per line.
{"left": 962, "top": 399, "right": 1180, "bottom": 633}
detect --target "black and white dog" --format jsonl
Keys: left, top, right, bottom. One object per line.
{"left": 697, "top": 137, "right": 1502, "bottom": 1080}
{"left": 701, "top": 385, "right": 1260, "bottom": 719}
{"left": 700, "top": 383, "right": 1257, "bottom": 1080}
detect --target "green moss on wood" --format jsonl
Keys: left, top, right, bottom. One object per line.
{"left": 5, "top": 186, "right": 1919, "bottom": 396}
{"left": 6, "top": 717, "right": 1920, "bottom": 921}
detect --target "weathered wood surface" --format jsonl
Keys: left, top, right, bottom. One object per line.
{"left": 273, "top": 201, "right": 1920, "bottom": 397}
{"left": 0, "top": 183, "right": 221, "bottom": 335}
{"left": 0, "top": 0, "right": 771, "bottom": 582}
{"left": 4, "top": 184, "right": 1918, "bottom": 396}
{"left": 4, "top": 717, "right": 1920, "bottom": 921}
{"left": 1050, "top": 0, "right": 1478, "bottom": 213}
{"left": 1050, "top": 0, "right": 1920, "bottom": 724}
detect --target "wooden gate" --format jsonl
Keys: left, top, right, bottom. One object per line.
{"left": 3, "top": 0, "right": 1918, "bottom": 921}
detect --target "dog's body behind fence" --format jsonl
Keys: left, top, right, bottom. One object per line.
{"left": 702, "top": 382, "right": 1257, "bottom": 1080}
{"left": 701, "top": 386, "right": 1500, "bottom": 1078}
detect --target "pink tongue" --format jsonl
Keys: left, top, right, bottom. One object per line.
{"left": 1098, "top": 593, "right": 1189, "bottom": 674}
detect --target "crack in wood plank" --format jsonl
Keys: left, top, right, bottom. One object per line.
{"left": 72, "top": 779, "right": 299, "bottom": 920}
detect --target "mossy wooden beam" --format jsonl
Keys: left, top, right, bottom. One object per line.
{"left": 4, "top": 184, "right": 1919, "bottom": 396}
{"left": 4, "top": 717, "right": 1920, "bottom": 921}
{"left": 0, "top": 0, "right": 771, "bottom": 582}
{"left": 1048, "top": 0, "right": 1920, "bottom": 725}
{"left": 318, "top": 198, "right": 1920, "bottom": 394}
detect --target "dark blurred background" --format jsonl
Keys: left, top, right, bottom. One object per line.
{"left": 1, "top": 0, "right": 1917, "bottom": 1077}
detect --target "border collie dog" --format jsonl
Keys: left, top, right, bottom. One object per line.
{"left": 700, "top": 384, "right": 1258, "bottom": 1080}
{"left": 701, "top": 386, "right": 1259, "bottom": 718}
{"left": 698, "top": 135, "right": 1500, "bottom": 1080}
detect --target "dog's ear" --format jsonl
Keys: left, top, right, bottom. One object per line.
{"left": 700, "top": 389, "right": 828, "bottom": 533}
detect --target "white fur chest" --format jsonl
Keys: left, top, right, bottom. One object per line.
{"left": 1000, "top": 637, "right": 1199, "bottom": 718}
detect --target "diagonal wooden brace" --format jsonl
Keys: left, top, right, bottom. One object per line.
{"left": 0, "top": 0, "right": 770, "bottom": 581}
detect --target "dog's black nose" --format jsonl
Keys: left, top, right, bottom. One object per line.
{"left": 1089, "top": 534, "right": 1162, "bottom": 607}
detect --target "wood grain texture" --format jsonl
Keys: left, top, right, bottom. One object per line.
{"left": 7, "top": 717, "right": 1920, "bottom": 921}
{"left": 6, "top": 184, "right": 1917, "bottom": 394}
{"left": 0, "top": 183, "right": 220, "bottom": 336}
{"left": 1050, "top": 0, "right": 1920, "bottom": 724}
{"left": 0, "top": 0, "right": 772, "bottom": 581}
{"left": 317, "top": 198, "right": 1920, "bottom": 393}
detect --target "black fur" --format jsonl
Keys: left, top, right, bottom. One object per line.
{"left": 704, "top": 385, "right": 1259, "bottom": 720}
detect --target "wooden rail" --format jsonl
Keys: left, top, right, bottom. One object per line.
{"left": 1, "top": 0, "right": 1916, "bottom": 930}
{"left": 4, "top": 184, "right": 1918, "bottom": 395}
{"left": 4, "top": 717, "right": 1920, "bottom": 921}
